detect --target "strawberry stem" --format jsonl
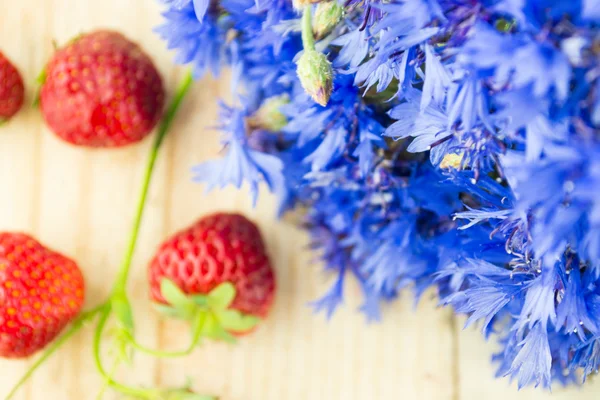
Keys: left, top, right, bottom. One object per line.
{"left": 113, "top": 70, "right": 194, "bottom": 294}
{"left": 91, "top": 71, "right": 196, "bottom": 398}
{"left": 7, "top": 71, "right": 195, "bottom": 400}
{"left": 5, "top": 304, "right": 105, "bottom": 400}
{"left": 126, "top": 312, "right": 206, "bottom": 358}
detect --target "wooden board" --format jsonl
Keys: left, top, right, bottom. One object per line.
{"left": 0, "top": 1, "right": 597, "bottom": 399}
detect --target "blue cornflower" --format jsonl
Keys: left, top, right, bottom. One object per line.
{"left": 571, "top": 337, "right": 600, "bottom": 379}
{"left": 159, "top": 0, "right": 211, "bottom": 22}
{"left": 157, "top": 0, "right": 600, "bottom": 389}
{"left": 421, "top": 43, "right": 451, "bottom": 111}
{"left": 310, "top": 265, "right": 346, "bottom": 319}
{"left": 459, "top": 20, "right": 574, "bottom": 100}
{"left": 247, "top": 0, "right": 294, "bottom": 27}
{"left": 155, "top": 3, "right": 227, "bottom": 79}
{"left": 502, "top": 144, "right": 600, "bottom": 269}
{"left": 192, "top": 101, "right": 285, "bottom": 205}
{"left": 506, "top": 323, "right": 552, "bottom": 389}
{"left": 443, "top": 273, "right": 521, "bottom": 332}
{"left": 556, "top": 267, "right": 598, "bottom": 340}
{"left": 283, "top": 75, "right": 386, "bottom": 173}
{"left": 385, "top": 93, "right": 452, "bottom": 154}
{"left": 331, "top": 28, "right": 371, "bottom": 70}
{"left": 344, "top": 0, "right": 384, "bottom": 30}
{"left": 510, "top": 41, "right": 571, "bottom": 101}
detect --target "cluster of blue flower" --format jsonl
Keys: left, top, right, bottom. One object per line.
{"left": 156, "top": 0, "right": 600, "bottom": 389}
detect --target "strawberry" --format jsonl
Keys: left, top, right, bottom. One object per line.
{"left": 0, "top": 233, "right": 85, "bottom": 358}
{"left": 0, "top": 52, "right": 25, "bottom": 122}
{"left": 40, "top": 30, "right": 165, "bottom": 148}
{"left": 148, "top": 213, "right": 276, "bottom": 337}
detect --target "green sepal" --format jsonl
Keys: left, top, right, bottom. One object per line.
{"left": 188, "top": 312, "right": 206, "bottom": 348}
{"left": 157, "top": 279, "right": 260, "bottom": 343}
{"left": 112, "top": 325, "right": 134, "bottom": 365}
{"left": 160, "top": 279, "right": 197, "bottom": 320}
{"left": 207, "top": 282, "right": 236, "bottom": 310}
{"left": 201, "top": 314, "right": 236, "bottom": 344}
{"left": 153, "top": 304, "right": 189, "bottom": 320}
{"left": 215, "top": 309, "right": 260, "bottom": 333}
{"left": 0, "top": 118, "right": 7, "bottom": 127}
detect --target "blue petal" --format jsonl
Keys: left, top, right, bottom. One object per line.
{"left": 505, "top": 323, "right": 552, "bottom": 389}
{"left": 193, "top": 0, "right": 209, "bottom": 21}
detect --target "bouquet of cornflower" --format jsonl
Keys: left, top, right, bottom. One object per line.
{"left": 156, "top": 0, "right": 600, "bottom": 390}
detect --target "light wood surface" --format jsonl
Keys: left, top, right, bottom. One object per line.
{"left": 0, "top": 1, "right": 597, "bottom": 399}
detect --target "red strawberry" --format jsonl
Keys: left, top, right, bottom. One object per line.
{"left": 40, "top": 30, "right": 165, "bottom": 148}
{"left": 149, "top": 213, "right": 275, "bottom": 336}
{"left": 0, "top": 233, "right": 85, "bottom": 358}
{"left": 0, "top": 52, "right": 25, "bottom": 122}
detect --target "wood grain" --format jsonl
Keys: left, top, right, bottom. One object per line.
{"left": 0, "top": 1, "right": 598, "bottom": 399}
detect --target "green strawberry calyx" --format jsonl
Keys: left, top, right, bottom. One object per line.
{"left": 157, "top": 279, "right": 261, "bottom": 342}
{"left": 121, "top": 279, "right": 261, "bottom": 360}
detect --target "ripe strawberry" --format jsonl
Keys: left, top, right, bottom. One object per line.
{"left": 0, "top": 233, "right": 85, "bottom": 358}
{"left": 40, "top": 30, "right": 165, "bottom": 148}
{"left": 149, "top": 213, "right": 276, "bottom": 335}
{"left": 0, "top": 52, "right": 25, "bottom": 122}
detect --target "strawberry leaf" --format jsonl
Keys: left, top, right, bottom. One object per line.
{"left": 216, "top": 309, "right": 260, "bottom": 333}
{"left": 207, "top": 282, "right": 236, "bottom": 310}
{"left": 160, "top": 279, "right": 196, "bottom": 319}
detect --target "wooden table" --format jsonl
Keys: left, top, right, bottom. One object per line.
{"left": 0, "top": 1, "right": 597, "bottom": 399}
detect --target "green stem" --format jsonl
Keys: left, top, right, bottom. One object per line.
{"left": 113, "top": 71, "right": 194, "bottom": 294}
{"left": 127, "top": 314, "right": 206, "bottom": 358}
{"left": 91, "top": 71, "right": 194, "bottom": 399}
{"left": 301, "top": 6, "right": 315, "bottom": 51}
{"left": 7, "top": 71, "right": 195, "bottom": 400}
{"left": 6, "top": 304, "right": 105, "bottom": 400}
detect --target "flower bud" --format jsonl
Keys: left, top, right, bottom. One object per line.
{"left": 248, "top": 94, "right": 290, "bottom": 132}
{"left": 296, "top": 50, "right": 333, "bottom": 107}
{"left": 313, "top": 1, "right": 343, "bottom": 39}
